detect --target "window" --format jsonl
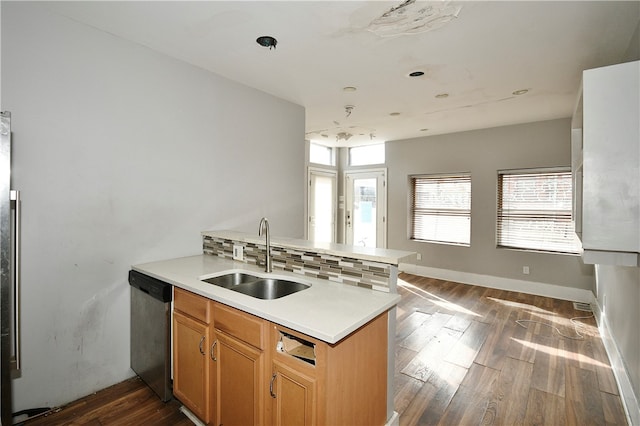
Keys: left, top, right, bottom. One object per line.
{"left": 410, "top": 174, "right": 471, "bottom": 246}
{"left": 349, "top": 143, "right": 385, "bottom": 166}
{"left": 497, "top": 169, "right": 581, "bottom": 254}
{"left": 309, "top": 143, "right": 333, "bottom": 166}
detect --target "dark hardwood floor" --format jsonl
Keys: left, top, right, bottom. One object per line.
{"left": 24, "top": 273, "right": 627, "bottom": 425}
{"left": 21, "top": 376, "right": 191, "bottom": 426}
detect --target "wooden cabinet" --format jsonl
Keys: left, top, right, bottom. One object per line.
{"left": 210, "top": 302, "right": 267, "bottom": 426}
{"left": 270, "top": 312, "right": 388, "bottom": 426}
{"left": 572, "top": 60, "right": 640, "bottom": 266}
{"left": 271, "top": 360, "right": 316, "bottom": 426}
{"left": 173, "top": 289, "right": 211, "bottom": 423}
{"left": 173, "top": 288, "right": 389, "bottom": 426}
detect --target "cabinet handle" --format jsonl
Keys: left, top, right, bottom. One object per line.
{"left": 269, "top": 373, "right": 277, "bottom": 398}
{"left": 210, "top": 340, "right": 217, "bottom": 361}
{"left": 199, "top": 336, "right": 205, "bottom": 355}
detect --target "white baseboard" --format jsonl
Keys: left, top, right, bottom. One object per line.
{"left": 386, "top": 411, "right": 400, "bottom": 426}
{"left": 399, "top": 263, "right": 593, "bottom": 303}
{"left": 591, "top": 294, "right": 640, "bottom": 426}
{"left": 179, "top": 405, "right": 206, "bottom": 426}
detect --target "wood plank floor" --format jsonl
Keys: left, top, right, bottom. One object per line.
{"left": 394, "top": 273, "right": 626, "bottom": 426}
{"left": 21, "top": 376, "right": 191, "bottom": 426}
{"left": 24, "top": 273, "right": 627, "bottom": 425}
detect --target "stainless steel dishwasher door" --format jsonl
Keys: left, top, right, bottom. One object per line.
{"left": 129, "top": 270, "right": 172, "bottom": 402}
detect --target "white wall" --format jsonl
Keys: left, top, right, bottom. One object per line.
{"left": 2, "top": 2, "right": 304, "bottom": 411}
{"left": 594, "top": 265, "right": 640, "bottom": 422}
{"left": 387, "top": 119, "right": 595, "bottom": 294}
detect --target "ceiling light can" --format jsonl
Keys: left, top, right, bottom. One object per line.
{"left": 256, "top": 36, "right": 277, "bottom": 49}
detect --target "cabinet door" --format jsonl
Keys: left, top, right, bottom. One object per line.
{"left": 173, "top": 312, "right": 210, "bottom": 423}
{"left": 272, "top": 361, "right": 316, "bottom": 426}
{"left": 211, "top": 331, "right": 264, "bottom": 426}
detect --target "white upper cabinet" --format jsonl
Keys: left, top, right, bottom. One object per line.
{"left": 573, "top": 60, "right": 640, "bottom": 266}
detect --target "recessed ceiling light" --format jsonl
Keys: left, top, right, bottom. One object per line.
{"left": 343, "top": 86, "right": 357, "bottom": 92}
{"left": 390, "top": 112, "right": 401, "bottom": 116}
{"left": 409, "top": 71, "right": 424, "bottom": 77}
{"left": 435, "top": 93, "right": 449, "bottom": 99}
{"left": 512, "top": 89, "right": 529, "bottom": 95}
{"left": 420, "top": 128, "right": 429, "bottom": 132}
{"left": 256, "top": 36, "right": 277, "bottom": 49}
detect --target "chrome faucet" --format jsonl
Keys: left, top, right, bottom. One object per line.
{"left": 258, "top": 217, "right": 272, "bottom": 273}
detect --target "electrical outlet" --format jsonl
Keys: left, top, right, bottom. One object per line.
{"left": 233, "top": 244, "right": 244, "bottom": 261}
{"left": 522, "top": 266, "right": 530, "bottom": 275}
{"left": 416, "top": 253, "right": 422, "bottom": 261}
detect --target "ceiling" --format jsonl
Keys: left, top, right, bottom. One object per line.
{"left": 44, "top": 1, "right": 640, "bottom": 146}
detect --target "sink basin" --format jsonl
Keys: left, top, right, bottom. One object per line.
{"left": 231, "top": 279, "right": 310, "bottom": 300}
{"left": 202, "top": 273, "right": 310, "bottom": 300}
{"left": 201, "top": 272, "right": 260, "bottom": 288}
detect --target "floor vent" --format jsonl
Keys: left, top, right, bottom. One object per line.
{"left": 573, "top": 302, "right": 593, "bottom": 312}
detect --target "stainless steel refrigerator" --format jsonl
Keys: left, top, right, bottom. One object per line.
{"left": 0, "top": 111, "right": 20, "bottom": 425}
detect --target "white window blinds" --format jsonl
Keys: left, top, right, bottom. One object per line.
{"left": 497, "top": 170, "right": 581, "bottom": 254}
{"left": 410, "top": 174, "right": 471, "bottom": 246}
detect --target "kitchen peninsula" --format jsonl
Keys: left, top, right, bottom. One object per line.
{"left": 133, "top": 230, "right": 414, "bottom": 426}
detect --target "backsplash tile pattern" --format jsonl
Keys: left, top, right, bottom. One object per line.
{"left": 203, "top": 236, "right": 391, "bottom": 292}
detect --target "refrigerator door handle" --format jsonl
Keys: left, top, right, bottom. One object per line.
{"left": 10, "top": 189, "right": 20, "bottom": 373}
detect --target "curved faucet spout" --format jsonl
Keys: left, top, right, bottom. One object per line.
{"left": 258, "top": 217, "right": 272, "bottom": 273}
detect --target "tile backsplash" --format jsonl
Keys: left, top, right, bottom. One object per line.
{"left": 203, "top": 235, "right": 392, "bottom": 292}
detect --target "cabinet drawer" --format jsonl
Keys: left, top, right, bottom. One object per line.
{"left": 213, "top": 302, "right": 265, "bottom": 349}
{"left": 174, "top": 288, "right": 210, "bottom": 324}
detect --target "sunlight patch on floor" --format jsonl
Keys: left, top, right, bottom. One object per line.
{"left": 399, "top": 279, "right": 481, "bottom": 317}
{"left": 511, "top": 337, "right": 610, "bottom": 369}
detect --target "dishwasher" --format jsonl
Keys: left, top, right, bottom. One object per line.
{"left": 129, "top": 270, "right": 173, "bottom": 402}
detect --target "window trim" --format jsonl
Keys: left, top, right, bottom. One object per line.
{"left": 496, "top": 167, "right": 580, "bottom": 255}
{"left": 409, "top": 173, "right": 472, "bottom": 246}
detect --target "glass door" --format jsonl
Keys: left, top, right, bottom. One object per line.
{"left": 344, "top": 169, "right": 387, "bottom": 248}
{"left": 307, "top": 168, "right": 337, "bottom": 243}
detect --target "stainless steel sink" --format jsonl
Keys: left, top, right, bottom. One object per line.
{"left": 201, "top": 272, "right": 260, "bottom": 288}
{"left": 202, "top": 273, "right": 310, "bottom": 299}
{"left": 231, "top": 279, "right": 310, "bottom": 300}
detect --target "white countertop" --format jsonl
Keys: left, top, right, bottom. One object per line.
{"left": 133, "top": 255, "right": 400, "bottom": 344}
{"left": 203, "top": 230, "right": 416, "bottom": 265}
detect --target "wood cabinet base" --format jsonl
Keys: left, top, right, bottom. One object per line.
{"left": 173, "top": 288, "right": 390, "bottom": 426}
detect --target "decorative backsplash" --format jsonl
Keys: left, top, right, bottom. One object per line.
{"left": 203, "top": 235, "right": 392, "bottom": 292}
